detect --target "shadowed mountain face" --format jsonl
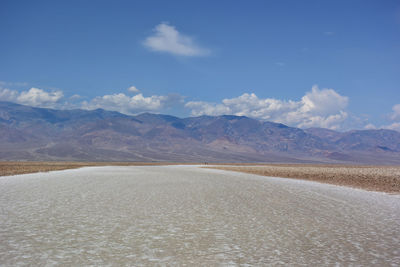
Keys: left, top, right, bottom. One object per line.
{"left": 1, "top": 101, "right": 399, "bottom": 164}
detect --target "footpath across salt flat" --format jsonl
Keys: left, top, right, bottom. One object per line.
{"left": 0, "top": 165, "right": 399, "bottom": 266}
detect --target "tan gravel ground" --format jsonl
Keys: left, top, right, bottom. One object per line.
{"left": 208, "top": 165, "right": 400, "bottom": 193}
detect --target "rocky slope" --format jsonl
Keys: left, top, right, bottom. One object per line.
{"left": 1, "top": 101, "right": 399, "bottom": 164}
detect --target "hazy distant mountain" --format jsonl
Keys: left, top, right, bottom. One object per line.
{"left": 1, "top": 101, "right": 399, "bottom": 164}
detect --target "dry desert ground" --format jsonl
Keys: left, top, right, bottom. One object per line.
{"left": 0, "top": 165, "right": 399, "bottom": 265}
{"left": 1, "top": 162, "right": 399, "bottom": 193}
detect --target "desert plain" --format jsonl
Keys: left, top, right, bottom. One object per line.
{"left": 0, "top": 165, "right": 399, "bottom": 265}
{"left": 1, "top": 161, "right": 400, "bottom": 193}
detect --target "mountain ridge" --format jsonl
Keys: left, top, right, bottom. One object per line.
{"left": 1, "top": 101, "right": 399, "bottom": 164}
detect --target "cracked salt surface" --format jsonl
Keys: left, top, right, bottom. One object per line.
{"left": 0, "top": 165, "right": 399, "bottom": 266}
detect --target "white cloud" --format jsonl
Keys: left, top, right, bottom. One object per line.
{"left": 0, "top": 84, "right": 184, "bottom": 114}
{"left": 364, "top": 123, "right": 377, "bottom": 130}
{"left": 185, "top": 85, "right": 349, "bottom": 129}
{"left": 383, "top": 122, "right": 400, "bottom": 131}
{"left": 390, "top": 104, "right": 400, "bottom": 121}
{"left": 300, "top": 85, "right": 348, "bottom": 116}
{"left": 0, "top": 87, "right": 19, "bottom": 101}
{"left": 0, "top": 87, "right": 63, "bottom": 108}
{"left": 357, "top": 104, "right": 400, "bottom": 132}
{"left": 17, "top": 88, "right": 63, "bottom": 107}
{"left": 127, "top": 86, "right": 140, "bottom": 93}
{"left": 82, "top": 92, "right": 183, "bottom": 114}
{"left": 70, "top": 94, "right": 81, "bottom": 100}
{"left": 143, "top": 23, "right": 209, "bottom": 56}
{"left": 377, "top": 104, "right": 400, "bottom": 132}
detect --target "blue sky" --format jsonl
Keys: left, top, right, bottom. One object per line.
{"left": 0, "top": 0, "right": 399, "bottom": 130}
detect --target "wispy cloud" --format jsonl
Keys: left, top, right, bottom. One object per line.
{"left": 185, "top": 85, "right": 349, "bottom": 130}
{"left": 143, "top": 23, "right": 209, "bottom": 56}
{"left": 0, "top": 81, "right": 28, "bottom": 87}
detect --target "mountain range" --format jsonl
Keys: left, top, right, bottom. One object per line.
{"left": 1, "top": 101, "right": 400, "bottom": 164}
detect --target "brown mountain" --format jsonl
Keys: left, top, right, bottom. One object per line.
{"left": 1, "top": 101, "right": 399, "bottom": 164}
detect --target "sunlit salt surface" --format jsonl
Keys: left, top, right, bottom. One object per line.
{"left": 0, "top": 166, "right": 399, "bottom": 266}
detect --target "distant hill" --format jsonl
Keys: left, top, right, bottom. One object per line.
{"left": 1, "top": 101, "right": 399, "bottom": 164}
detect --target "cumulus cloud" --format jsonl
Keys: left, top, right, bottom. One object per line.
{"left": 382, "top": 122, "right": 400, "bottom": 131}
{"left": 0, "top": 87, "right": 63, "bottom": 108}
{"left": 390, "top": 104, "right": 400, "bottom": 121}
{"left": 356, "top": 104, "right": 400, "bottom": 132}
{"left": 364, "top": 123, "right": 377, "bottom": 130}
{"left": 0, "top": 84, "right": 185, "bottom": 114}
{"left": 17, "top": 88, "right": 63, "bottom": 107}
{"left": 127, "top": 86, "right": 140, "bottom": 93}
{"left": 0, "top": 87, "right": 19, "bottom": 101}
{"left": 378, "top": 104, "right": 400, "bottom": 132}
{"left": 70, "top": 94, "right": 82, "bottom": 100}
{"left": 82, "top": 92, "right": 183, "bottom": 114}
{"left": 185, "top": 85, "right": 349, "bottom": 129}
{"left": 384, "top": 122, "right": 400, "bottom": 131}
{"left": 143, "top": 23, "right": 209, "bottom": 56}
